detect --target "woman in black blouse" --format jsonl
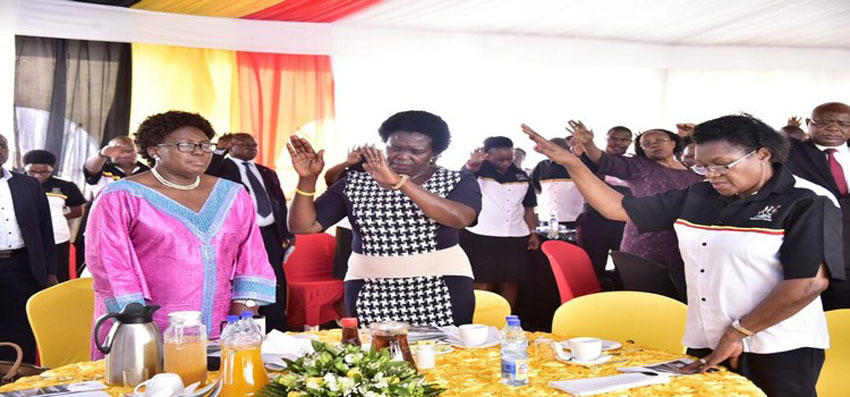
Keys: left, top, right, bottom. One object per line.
{"left": 288, "top": 111, "right": 482, "bottom": 326}
{"left": 523, "top": 115, "right": 843, "bottom": 396}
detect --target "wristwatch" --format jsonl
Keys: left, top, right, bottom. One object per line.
{"left": 234, "top": 299, "right": 257, "bottom": 309}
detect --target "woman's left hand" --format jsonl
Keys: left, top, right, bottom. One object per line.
{"left": 528, "top": 233, "right": 541, "bottom": 250}
{"left": 361, "top": 145, "right": 402, "bottom": 188}
{"left": 522, "top": 124, "right": 580, "bottom": 166}
{"left": 681, "top": 329, "right": 745, "bottom": 373}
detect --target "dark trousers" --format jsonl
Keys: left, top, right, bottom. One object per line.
{"left": 55, "top": 242, "right": 71, "bottom": 282}
{"left": 257, "top": 224, "right": 288, "bottom": 332}
{"left": 575, "top": 211, "right": 625, "bottom": 289}
{"left": 688, "top": 347, "right": 824, "bottom": 397}
{"left": 0, "top": 250, "right": 41, "bottom": 364}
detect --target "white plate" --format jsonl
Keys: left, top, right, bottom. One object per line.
{"left": 447, "top": 340, "right": 501, "bottom": 349}
{"left": 555, "top": 353, "right": 613, "bottom": 366}
{"left": 559, "top": 340, "right": 622, "bottom": 351}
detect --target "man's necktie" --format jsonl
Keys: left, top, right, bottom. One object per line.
{"left": 825, "top": 148, "right": 848, "bottom": 196}
{"left": 242, "top": 161, "right": 272, "bottom": 217}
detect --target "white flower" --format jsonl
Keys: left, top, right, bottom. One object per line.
{"left": 344, "top": 354, "right": 356, "bottom": 364}
{"left": 323, "top": 373, "right": 340, "bottom": 392}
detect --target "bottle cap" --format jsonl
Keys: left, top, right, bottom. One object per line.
{"left": 240, "top": 311, "right": 254, "bottom": 319}
{"left": 507, "top": 317, "right": 521, "bottom": 326}
{"left": 226, "top": 315, "right": 239, "bottom": 323}
{"left": 341, "top": 317, "right": 358, "bottom": 328}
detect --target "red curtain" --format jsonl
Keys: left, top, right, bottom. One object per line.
{"left": 234, "top": 52, "right": 335, "bottom": 171}
{"left": 243, "top": 0, "right": 383, "bottom": 22}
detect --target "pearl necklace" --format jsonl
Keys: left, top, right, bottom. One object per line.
{"left": 150, "top": 167, "right": 200, "bottom": 190}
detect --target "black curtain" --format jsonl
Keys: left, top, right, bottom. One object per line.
{"left": 14, "top": 35, "right": 132, "bottom": 190}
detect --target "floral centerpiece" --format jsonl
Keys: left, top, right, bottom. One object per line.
{"left": 258, "top": 341, "right": 445, "bottom": 397}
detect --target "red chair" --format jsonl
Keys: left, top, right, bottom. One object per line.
{"left": 541, "top": 240, "right": 602, "bottom": 304}
{"left": 284, "top": 233, "right": 343, "bottom": 329}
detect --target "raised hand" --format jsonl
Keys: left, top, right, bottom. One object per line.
{"left": 522, "top": 124, "right": 578, "bottom": 166}
{"left": 466, "top": 147, "right": 487, "bottom": 170}
{"left": 216, "top": 133, "right": 234, "bottom": 151}
{"left": 361, "top": 145, "right": 402, "bottom": 188}
{"left": 566, "top": 120, "right": 594, "bottom": 144}
{"left": 676, "top": 123, "right": 695, "bottom": 137}
{"left": 787, "top": 116, "right": 802, "bottom": 127}
{"left": 286, "top": 135, "right": 325, "bottom": 178}
{"left": 100, "top": 142, "right": 127, "bottom": 158}
{"left": 345, "top": 146, "right": 363, "bottom": 166}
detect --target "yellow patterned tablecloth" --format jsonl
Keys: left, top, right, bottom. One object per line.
{"left": 0, "top": 330, "right": 765, "bottom": 396}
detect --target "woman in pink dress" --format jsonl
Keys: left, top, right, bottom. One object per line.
{"left": 86, "top": 111, "right": 276, "bottom": 359}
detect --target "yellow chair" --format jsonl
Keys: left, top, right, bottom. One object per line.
{"left": 472, "top": 290, "right": 511, "bottom": 328}
{"left": 818, "top": 309, "right": 850, "bottom": 396}
{"left": 551, "top": 291, "right": 687, "bottom": 353}
{"left": 26, "top": 278, "right": 94, "bottom": 368}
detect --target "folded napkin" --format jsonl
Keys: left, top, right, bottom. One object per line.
{"left": 260, "top": 330, "right": 316, "bottom": 365}
{"left": 549, "top": 373, "right": 670, "bottom": 396}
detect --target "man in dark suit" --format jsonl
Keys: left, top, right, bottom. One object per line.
{"left": 0, "top": 134, "right": 58, "bottom": 364}
{"left": 207, "top": 133, "right": 294, "bottom": 331}
{"left": 784, "top": 102, "right": 850, "bottom": 310}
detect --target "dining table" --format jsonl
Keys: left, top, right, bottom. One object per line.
{"left": 0, "top": 329, "right": 765, "bottom": 396}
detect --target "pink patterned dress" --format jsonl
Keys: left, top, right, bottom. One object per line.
{"left": 86, "top": 178, "right": 276, "bottom": 359}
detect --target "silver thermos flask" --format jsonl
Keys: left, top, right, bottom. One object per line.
{"left": 93, "top": 303, "right": 163, "bottom": 386}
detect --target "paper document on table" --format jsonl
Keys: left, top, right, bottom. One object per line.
{"left": 407, "top": 325, "right": 447, "bottom": 342}
{"left": 0, "top": 381, "right": 107, "bottom": 396}
{"left": 618, "top": 358, "right": 700, "bottom": 376}
{"left": 549, "top": 373, "right": 670, "bottom": 396}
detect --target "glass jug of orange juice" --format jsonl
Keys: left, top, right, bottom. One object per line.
{"left": 219, "top": 316, "right": 268, "bottom": 396}
{"left": 164, "top": 311, "right": 208, "bottom": 387}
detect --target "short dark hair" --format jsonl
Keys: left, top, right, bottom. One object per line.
{"left": 634, "top": 129, "right": 682, "bottom": 159}
{"left": 692, "top": 114, "right": 789, "bottom": 163}
{"left": 134, "top": 111, "right": 216, "bottom": 165}
{"left": 483, "top": 136, "right": 513, "bottom": 152}
{"left": 607, "top": 126, "right": 633, "bottom": 136}
{"left": 378, "top": 111, "right": 451, "bottom": 154}
{"left": 514, "top": 148, "right": 526, "bottom": 156}
{"left": 23, "top": 150, "right": 56, "bottom": 167}
{"left": 551, "top": 137, "right": 569, "bottom": 150}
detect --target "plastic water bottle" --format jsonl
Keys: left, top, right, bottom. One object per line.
{"left": 500, "top": 316, "right": 529, "bottom": 386}
{"left": 240, "top": 311, "right": 263, "bottom": 337}
{"left": 548, "top": 212, "right": 560, "bottom": 239}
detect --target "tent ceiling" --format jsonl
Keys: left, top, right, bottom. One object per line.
{"left": 338, "top": 0, "right": 850, "bottom": 49}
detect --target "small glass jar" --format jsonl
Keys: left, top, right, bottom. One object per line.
{"left": 369, "top": 321, "right": 416, "bottom": 370}
{"left": 163, "top": 311, "right": 207, "bottom": 387}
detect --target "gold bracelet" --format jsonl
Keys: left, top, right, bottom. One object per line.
{"left": 295, "top": 187, "right": 316, "bottom": 196}
{"left": 393, "top": 174, "right": 410, "bottom": 190}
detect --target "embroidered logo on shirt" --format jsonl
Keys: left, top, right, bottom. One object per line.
{"left": 51, "top": 187, "right": 62, "bottom": 194}
{"left": 750, "top": 205, "right": 780, "bottom": 222}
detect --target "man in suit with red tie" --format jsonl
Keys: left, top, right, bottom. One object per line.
{"left": 207, "top": 133, "right": 294, "bottom": 331}
{"left": 785, "top": 102, "right": 850, "bottom": 310}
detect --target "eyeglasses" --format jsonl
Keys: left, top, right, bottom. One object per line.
{"left": 807, "top": 119, "right": 850, "bottom": 128}
{"left": 640, "top": 138, "right": 671, "bottom": 148}
{"left": 690, "top": 150, "right": 757, "bottom": 176}
{"left": 157, "top": 142, "right": 216, "bottom": 153}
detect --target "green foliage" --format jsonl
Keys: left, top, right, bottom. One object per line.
{"left": 258, "top": 341, "right": 445, "bottom": 397}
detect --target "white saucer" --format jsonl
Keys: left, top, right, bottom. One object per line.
{"left": 559, "top": 339, "right": 622, "bottom": 351}
{"left": 556, "top": 353, "right": 612, "bottom": 366}
{"left": 447, "top": 340, "right": 501, "bottom": 349}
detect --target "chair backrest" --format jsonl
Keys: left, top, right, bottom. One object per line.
{"left": 551, "top": 291, "right": 688, "bottom": 353}
{"left": 818, "top": 309, "right": 850, "bottom": 396}
{"left": 610, "top": 251, "right": 679, "bottom": 300}
{"left": 26, "top": 278, "right": 95, "bottom": 368}
{"left": 284, "top": 233, "right": 337, "bottom": 281}
{"left": 541, "top": 240, "right": 601, "bottom": 304}
{"left": 472, "top": 290, "right": 511, "bottom": 328}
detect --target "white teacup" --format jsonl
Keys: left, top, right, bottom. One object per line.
{"left": 458, "top": 324, "right": 489, "bottom": 346}
{"left": 134, "top": 373, "right": 184, "bottom": 397}
{"left": 568, "top": 337, "right": 602, "bottom": 361}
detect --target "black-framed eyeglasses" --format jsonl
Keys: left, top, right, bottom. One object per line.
{"left": 807, "top": 118, "right": 850, "bottom": 128}
{"left": 157, "top": 142, "right": 216, "bottom": 153}
{"left": 690, "top": 150, "right": 757, "bottom": 176}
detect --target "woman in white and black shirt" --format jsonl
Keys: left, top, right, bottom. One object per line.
{"left": 288, "top": 111, "right": 482, "bottom": 327}
{"left": 523, "top": 115, "right": 844, "bottom": 396}
{"left": 461, "top": 136, "right": 539, "bottom": 310}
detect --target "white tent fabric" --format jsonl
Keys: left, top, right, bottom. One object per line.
{"left": 341, "top": 0, "right": 850, "bottom": 49}
{"left": 2, "top": 0, "right": 850, "bottom": 168}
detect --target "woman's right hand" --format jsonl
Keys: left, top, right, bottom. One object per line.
{"left": 466, "top": 147, "right": 487, "bottom": 169}
{"left": 522, "top": 124, "right": 579, "bottom": 166}
{"left": 287, "top": 135, "right": 325, "bottom": 178}
{"left": 345, "top": 146, "right": 363, "bottom": 166}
